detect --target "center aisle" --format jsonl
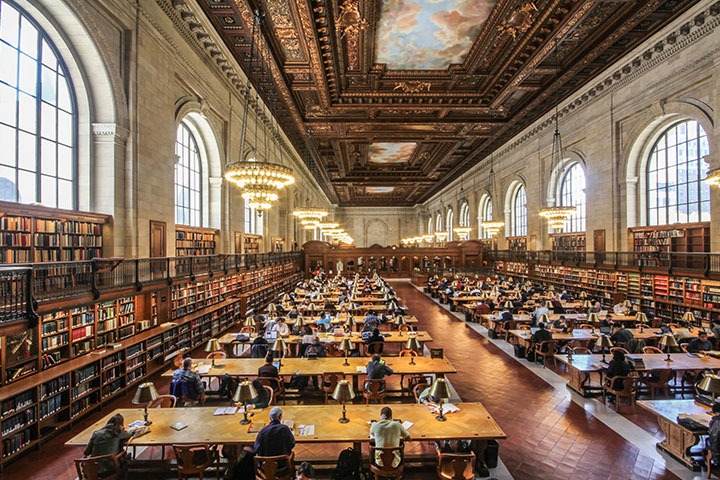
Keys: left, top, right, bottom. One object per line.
{"left": 393, "top": 282, "right": 679, "bottom": 480}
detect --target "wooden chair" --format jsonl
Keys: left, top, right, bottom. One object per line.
{"left": 643, "top": 346, "right": 663, "bottom": 354}
{"left": 667, "top": 323, "right": 680, "bottom": 328}
{"left": 75, "top": 452, "right": 127, "bottom": 480}
{"left": 149, "top": 394, "right": 176, "bottom": 408}
{"left": 369, "top": 444, "right": 404, "bottom": 480}
{"left": 363, "top": 379, "right": 387, "bottom": 404}
{"left": 264, "top": 385, "right": 275, "bottom": 406}
{"left": 610, "top": 347, "right": 630, "bottom": 355}
{"left": 436, "top": 451, "right": 476, "bottom": 480}
{"left": 172, "top": 444, "right": 219, "bottom": 480}
{"left": 571, "top": 346, "right": 591, "bottom": 354}
{"left": 240, "top": 326, "right": 255, "bottom": 335}
{"left": 534, "top": 341, "right": 558, "bottom": 368}
{"left": 602, "top": 373, "right": 639, "bottom": 412}
{"left": 258, "top": 377, "right": 286, "bottom": 405}
{"left": 398, "top": 324, "right": 412, "bottom": 333}
{"left": 322, "top": 372, "right": 345, "bottom": 404}
{"left": 518, "top": 324, "right": 531, "bottom": 331}
{"left": 365, "top": 342, "right": 384, "bottom": 356}
{"left": 576, "top": 324, "right": 592, "bottom": 330}
{"left": 398, "top": 349, "right": 418, "bottom": 357}
{"left": 255, "top": 452, "right": 295, "bottom": 480}
{"left": 640, "top": 369, "right": 673, "bottom": 399}
{"left": 412, "top": 383, "right": 431, "bottom": 403}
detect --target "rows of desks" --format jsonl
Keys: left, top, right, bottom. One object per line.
{"left": 218, "top": 330, "right": 432, "bottom": 347}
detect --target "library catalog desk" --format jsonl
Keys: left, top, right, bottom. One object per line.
{"left": 554, "top": 354, "right": 720, "bottom": 397}
{"left": 638, "top": 399, "right": 710, "bottom": 470}
{"left": 66, "top": 404, "right": 506, "bottom": 475}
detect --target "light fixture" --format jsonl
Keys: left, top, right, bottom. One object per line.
{"left": 596, "top": 335, "right": 613, "bottom": 364}
{"left": 204, "top": 338, "right": 223, "bottom": 368}
{"left": 705, "top": 168, "right": 720, "bottom": 188}
{"left": 332, "top": 380, "right": 355, "bottom": 423}
{"left": 406, "top": 337, "right": 421, "bottom": 365}
{"left": 453, "top": 227, "right": 472, "bottom": 240}
{"left": 429, "top": 378, "right": 451, "bottom": 421}
{"left": 539, "top": 206, "right": 577, "bottom": 230}
{"left": 435, "top": 231, "right": 448, "bottom": 242}
{"left": 233, "top": 380, "right": 258, "bottom": 425}
{"left": 658, "top": 334, "right": 678, "bottom": 362}
{"left": 272, "top": 339, "right": 287, "bottom": 368}
{"left": 481, "top": 221, "right": 505, "bottom": 236}
{"left": 132, "top": 382, "right": 159, "bottom": 425}
{"left": 339, "top": 338, "right": 354, "bottom": 366}
{"left": 422, "top": 234, "right": 434, "bottom": 244}
{"left": 241, "top": 185, "right": 279, "bottom": 213}
{"left": 293, "top": 208, "right": 329, "bottom": 220}
{"left": 698, "top": 374, "right": 720, "bottom": 402}
{"left": 318, "top": 223, "right": 340, "bottom": 230}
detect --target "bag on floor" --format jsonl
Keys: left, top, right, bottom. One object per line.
{"left": 224, "top": 449, "right": 255, "bottom": 480}
{"left": 331, "top": 447, "right": 366, "bottom": 480}
{"left": 513, "top": 344, "right": 525, "bottom": 358}
{"left": 525, "top": 347, "right": 536, "bottom": 362}
{"left": 219, "top": 374, "right": 237, "bottom": 400}
{"left": 488, "top": 328, "right": 497, "bottom": 339}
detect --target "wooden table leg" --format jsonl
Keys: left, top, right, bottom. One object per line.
{"left": 655, "top": 416, "right": 702, "bottom": 470}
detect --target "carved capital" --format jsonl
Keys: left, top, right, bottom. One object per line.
{"left": 209, "top": 176, "right": 223, "bottom": 187}
{"left": 92, "top": 123, "right": 129, "bottom": 141}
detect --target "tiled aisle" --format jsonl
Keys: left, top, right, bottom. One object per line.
{"left": 392, "top": 281, "right": 698, "bottom": 480}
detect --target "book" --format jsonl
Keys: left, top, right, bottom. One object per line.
{"left": 170, "top": 422, "right": 187, "bottom": 431}
{"left": 213, "top": 407, "right": 238, "bottom": 416}
{"left": 248, "top": 422, "right": 265, "bottom": 433}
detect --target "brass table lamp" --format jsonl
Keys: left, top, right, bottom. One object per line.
{"left": 132, "top": 382, "right": 159, "bottom": 425}
{"left": 204, "top": 338, "right": 222, "bottom": 367}
{"left": 272, "top": 339, "right": 287, "bottom": 368}
{"left": 244, "top": 316, "right": 256, "bottom": 328}
{"left": 233, "top": 380, "right": 258, "bottom": 425}
{"left": 339, "top": 338, "right": 354, "bottom": 366}
{"left": 267, "top": 303, "right": 277, "bottom": 313}
{"left": 429, "top": 378, "right": 451, "bottom": 422}
{"left": 332, "top": 380, "right": 355, "bottom": 423}
{"left": 394, "top": 315, "right": 406, "bottom": 335}
{"left": 596, "top": 334, "right": 613, "bottom": 364}
{"left": 698, "top": 374, "right": 720, "bottom": 403}
{"left": 406, "top": 337, "right": 421, "bottom": 366}
{"left": 658, "top": 333, "right": 678, "bottom": 362}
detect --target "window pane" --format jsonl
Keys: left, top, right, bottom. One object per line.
{"left": 57, "top": 74, "right": 70, "bottom": 112}
{"left": 40, "top": 138, "right": 55, "bottom": 175}
{"left": 0, "top": 123, "right": 15, "bottom": 166}
{"left": 17, "top": 168, "right": 34, "bottom": 203}
{"left": 57, "top": 109, "right": 71, "bottom": 145}
{"left": 18, "top": 52, "right": 35, "bottom": 95}
{"left": 57, "top": 144, "right": 71, "bottom": 179}
{"left": 0, "top": 164, "right": 16, "bottom": 201}
{"left": 40, "top": 101, "right": 55, "bottom": 140}
{"left": 19, "top": 16, "right": 36, "bottom": 58}
{"left": 0, "top": 42, "right": 18, "bottom": 86}
{"left": 0, "top": 3, "right": 19, "bottom": 45}
{"left": 0, "top": 81, "right": 17, "bottom": 126}
{"left": 17, "top": 90, "right": 35, "bottom": 132}
{"left": 41, "top": 65, "right": 56, "bottom": 103}
{"left": 41, "top": 40, "right": 56, "bottom": 70}
{"left": 17, "top": 130, "right": 35, "bottom": 170}
{"left": 41, "top": 174, "right": 55, "bottom": 207}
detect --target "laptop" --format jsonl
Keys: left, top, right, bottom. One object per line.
{"left": 600, "top": 326, "right": 611, "bottom": 335}
{"left": 265, "top": 330, "right": 278, "bottom": 341}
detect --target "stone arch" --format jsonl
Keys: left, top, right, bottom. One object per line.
{"left": 365, "top": 219, "right": 389, "bottom": 247}
{"left": 504, "top": 176, "right": 527, "bottom": 237}
{"left": 546, "top": 149, "right": 587, "bottom": 207}
{"left": 623, "top": 99, "right": 714, "bottom": 227}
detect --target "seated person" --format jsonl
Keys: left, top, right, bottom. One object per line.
{"left": 258, "top": 353, "right": 279, "bottom": 378}
{"left": 300, "top": 326, "right": 315, "bottom": 345}
{"left": 264, "top": 316, "right": 278, "bottom": 333}
{"left": 532, "top": 304, "right": 549, "bottom": 322}
{"left": 560, "top": 290, "right": 573, "bottom": 301}
{"left": 604, "top": 350, "right": 634, "bottom": 390}
{"left": 529, "top": 322, "right": 553, "bottom": 353}
{"left": 613, "top": 301, "right": 630, "bottom": 316}
{"left": 296, "top": 462, "right": 316, "bottom": 480}
{"left": 712, "top": 320, "right": 720, "bottom": 347}
{"left": 287, "top": 306, "right": 300, "bottom": 318}
{"left": 417, "top": 385, "right": 439, "bottom": 406}
{"left": 364, "top": 312, "right": 380, "bottom": 328}
{"left": 367, "top": 354, "right": 393, "bottom": 391}
{"left": 552, "top": 316, "right": 568, "bottom": 331}
{"left": 364, "top": 328, "right": 385, "bottom": 348}
{"left": 588, "top": 301, "right": 602, "bottom": 314}
{"left": 171, "top": 357, "right": 206, "bottom": 402}
{"left": 83, "top": 413, "right": 133, "bottom": 475}
{"left": 474, "top": 301, "right": 491, "bottom": 316}
{"left": 610, "top": 324, "right": 634, "bottom": 345}
{"left": 316, "top": 312, "right": 333, "bottom": 331}
{"left": 499, "top": 309, "right": 513, "bottom": 322}
{"left": 705, "top": 403, "right": 720, "bottom": 469}
{"left": 369, "top": 407, "right": 411, "bottom": 467}
{"left": 247, "top": 378, "right": 271, "bottom": 408}
{"left": 254, "top": 407, "right": 295, "bottom": 467}
{"left": 273, "top": 318, "right": 290, "bottom": 336}
{"left": 304, "top": 337, "right": 327, "bottom": 358}
{"left": 687, "top": 331, "right": 713, "bottom": 353}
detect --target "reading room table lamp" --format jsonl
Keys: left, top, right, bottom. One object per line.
{"left": 272, "top": 339, "right": 287, "bottom": 368}
{"left": 345, "top": 315, "right": 357, "bottom": 331}
{"left": 658, "top": 333, "right": 678, "bottom": 362}
{"left": 683, "top": 311, "right": 696, "bottom": 324}
{"left": 233, "top": 380, "right": 258, "bottom": 425}
{"left": 332, "top": 380, "right": 355, "bottom": 423}
{"left": 406, "top": 337, "right": 421, "bottom": 366}
{"left": 132, "top": 382, "right": 159, "bottom": 425}
{"left": 698, "top": 374, "right": 720, "bottom": 403}
{"left": 244, "top": 316, "right": 255, "bottom": 328}
{"left": 394, "top": 315, "right": 406, "bottom": 335}
{"left": 429, "top": 378, "right": 451, "bottom": 422}
{"left": 204, "top": 338, "right": 222, "bottom": 367}
{"left": 267, "top": 303, "right": 277, "bottom": 313}
{"left": 636, "top": 312, "right": 647, "bottom": 332}
{"left": 339, "top": 338, "right": 354, "bottom": 366}
{"left": 596, "top": 334, "right": 613, "bottom": 364}
{"left": 296, "top": 316, "right": 306, "bottom": 327}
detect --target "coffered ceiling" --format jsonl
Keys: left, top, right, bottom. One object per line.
{"left": 197, "top": 0, "right": 697, "bottom": 206}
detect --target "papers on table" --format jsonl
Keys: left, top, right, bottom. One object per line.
{"left": 128, "top": 420, "right": 146, "bottom": 429}
{"left": 401, "top": 421, "right": 414, "bottom": 430}
{"left": 195, "top": 364, "right": 211, "bottom": 374}
{"left": 440, "top": 403, "right": 460, "bottom": 414}
{"left": 297, "top": 425, "right": 315, "bottom": 436}
{"left": 356, "top": 366, "right": 367, "bottom": 373}
{"left": 213, "top": 407, "right": 238, "bottom": 416}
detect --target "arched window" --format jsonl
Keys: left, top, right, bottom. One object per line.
{"left": 445, "top": 208, "right": 453, "bottom": 241}
{"left": 647, "top": 120, "right": 711, "bottom": 225}
{"left": 435, "top": 213, "right": 442, "bottom": 232}
{"left": 175, "top": 121, "right": 202, "bottom": 226}
{"left": 479, "top": 196, "right": 493, "bottom": 239}
{"left": 244, "top": 198, "right": 263, "bottom": 235}
{"left": 459, "top": 202, "right": 470, "bottom": 227}
{"left": 0, "top": 0, "right": 77, "bottom": 208}
{"left": 511, "top": 185, "right": 527, "bottom": 237}
{"left": 560, "top": 163, "right": 586, "bottom": 232}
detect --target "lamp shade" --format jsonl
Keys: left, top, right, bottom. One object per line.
{"left": 596, "top": 335, "right": 613, "bottom": 348}
{"left": 232, "top": 380, "right": 258, "bottom": 403}
{"left": 272, "top": 339, "right": 287, "bottom": 353}
{"left": 267, "top": 303, "right": 277, "bottom": 312}
{"left": 622, "top": 300, "right": 632, "bottom": 308}
{"left": 538, "top": 313, "right": 550, "bottom": 325}
{"left": 658, "top": 333, "right": 679, "bottom": 349}
{"left": 332, "top": 380, "right": 355, "bottom": 402}
{"left": 582, "top": 300, "right": 592, "bottom": 308}
{"left": 429, "top": 378, "right": 451, "bottom": 400}
{"left": 308, "top": 303, "right": 317, "bottom": 311}
{"left": 245, "top": 316, "right": 256, "bottom": 327}
{"left": 545, "top": 301, "right": 553, "bottom": 309}
{"left": 406, "top": 337, "right": 421, "bottom": 351}
{"left": 579, "top": 291, "right": 587, "bottom": 299}
{"left": 339, "top": 338, "right": 354, "bottom": 352}
{"left": 282, "top": 293, "right": 291, "bottom": 301}
{"left": 698, "top": 374, "right": 720, "bottom": 395}
{"left": 205, "top": 338, "right": 221, "bottom": 353}
{"left": 504, "top": 301, "right": 513, "bottom": 308}
{"left": 636, "top": 312, "right": 647, "bottom": 323}
{"left": 394, "top": 316, "right": 406, "bottom": 326}
{"left": 345, "top": 316, "right": 356, "bottom": 326}
{"left": 132, "top": 382, "right": 159, "bottom": 404}
{"left": 682, "top": 312, "right": 696, "bottom": 323}
{"left": 296, "top": 316, "right": 306, "bottom": 326}
{"left": 588, "top": 312, "right": 599, "bottom": 324}
{"left": 547, "top": 285, "right": 554, "bottom": 291}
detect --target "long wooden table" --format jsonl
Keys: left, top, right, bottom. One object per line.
{"left": 66, "top": 404, "right": 505, "bottom": 474}
{"left": 279, "top": 315, "right": 419, "bottom": 327}
{"left": 638, "top": 399, "right": 710, "bottom": 470}
{"left": 508, "top": 329, "right": 597, "bottom": 349}
{"left": 219, "top": 331, "right": 432, "bottom": 347}
{"left": 554, "top": 353, "right": 720, "bottom": 396}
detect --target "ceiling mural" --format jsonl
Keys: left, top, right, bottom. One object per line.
{"left": 195, "top": 0, "right": 698, "bottom": 206}
{"left": 368, "top": 142, "right": 417, "bottom": 164}
{"left": 375, "top": 0, "right": 496, "bottom": 70}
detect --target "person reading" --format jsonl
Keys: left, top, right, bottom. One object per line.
{"left": 254, "top": 407, "right": 295, "bottom": 468}
{"left": 687, "top": 331, "right": 713, "bottom": 353}
{"left": 369, "top": 406, "right": 411, "bottom": 467}
{"left": 171, "top": 357, "right": 206, "bottom": 403}
{"left": 366, "top": 354, "right": 393, "bottom": 392}
{"left": 258, "top": 353, "right": 279, "bottom": 378}
{"left": 83, "top": 413, "right": 134, "bottom": 477}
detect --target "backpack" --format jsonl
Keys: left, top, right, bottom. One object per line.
{"left": 223, "top": 449, "right": 255, "bottom": 480}
{"left": 331, "top": 447, "right": 366, "bottom": 480}
{"left": 219, "top": 374, "right": 237, "bottom": 401}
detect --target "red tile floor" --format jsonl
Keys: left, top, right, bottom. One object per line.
{"left": 0, "top": 281, "right": 692, "bottom": 479}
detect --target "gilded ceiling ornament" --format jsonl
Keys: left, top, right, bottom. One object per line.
{"left": 336, "top": 0, "right": 368, "bottom": 39}
{"left": 497, "top": 2, "right": 538, "bottom": 40}
{"left": 393, "top": 82, "right": 432, "bottom": 93}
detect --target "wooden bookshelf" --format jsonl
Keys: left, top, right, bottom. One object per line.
{"left": 507, "top": 236, "right": 527, "bottom": 251}
{"left": 0, "top": 201, "right": 108, "bottom": 264}
{"left": 551, "top": 233, "right": 586, "bottom": 251}
{"left": 0, "top": 259, "right": 301, "bottom": 467}
{"left": 175, "top": 225, "right": 218, "bottom": 256}
{"left": 242, "top": 233, "right": 262, "bottom": 254}
{"left": 629, "top": 223, "right": 710, "bottom": 253}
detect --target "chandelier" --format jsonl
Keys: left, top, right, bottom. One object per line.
{"left": 481, "top": 153, "right": 504, "bottom": 236}
{"left": 706, "top": 168, "right": 720, "bottom": 188}
{"left": 539, "top": 206, "right": 577, "bottom": 230}
{"left": 481, "top": 221, "right": 505, "bottom": 236}
{"left": 434, "top": 231, "right": 448, "bottom": 242}
{"left": 222, "top": 9, "right": 294, "bottom": 213}
{"left": 293, "top": 208, "right": 329, "bottom": 220}
{"left": 453, "top": 227, "right": 472, "bottom": 240}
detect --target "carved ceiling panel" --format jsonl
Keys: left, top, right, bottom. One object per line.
{"left": 196, "top": 0, "right": 698, "bottom": 205}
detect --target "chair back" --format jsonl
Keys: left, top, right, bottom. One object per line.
{"left": 75, "top": 453, "right": 124, "bottom": 480}
{"left": 437, "top": 451, "right": 476, "bottom": 480}
{"left": 365, "top": 342, "right": 384, "bottom": 356}
{"left": 398, "top": 349, "right": 418, "bottom": 357}
{"left": 149, "top": 394, "right": 176, "bottom": 408}
{"left": 412, "top": 383, "right": 431, "bottom": 402}
{"left": 610, "top": 347, "right": 630, "bottom": 355}
{"left": 370, "top": 444, "right": 404, "bottom": 475}
{"left": 258, "top": 377, "right": 285, "bottom": 395}
{"left": 264, "top": 385, "right": 275, "bottom": 405}
{"left": 536, "top": 340, "right": 557, "bottom": 354}
{"left": 255, "top": 452, "right": 295, "bottom": 480}
{"left": 170, "top": 380, "right": 199, "bottom": 404}
{"left": 206, "top": 351, "right": 227, "bottom": 360}
{"left": 571, "top": 347, "right": 591, "bottom": 354}
{"left": 240, "top": 326, "right": 255, "bottom": 334}
{"left": 398, "top": 324, "right": 411, "bottom": 333}
{"left": 251, "top": 344, "right": 270, "bottom": 358}
{"left": 322, "top": 372, "right": 344, "bottom": 395}
{"left": 172, "top": 444, "right": 216, "bottom": 475}
{"left": 626, "top": 339, "right": 646, "bottom": 354}
{"left": 643, "top": 346, "right": 663, "bottom": 354}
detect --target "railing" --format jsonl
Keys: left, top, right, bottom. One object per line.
{"left": 0, "top": 266, "right": 34, "bottom": 326}
{"left": 484, "top": 250, "right": 720, "bottom": 277}
{"left": 28, "top": 251, "right": 302, "bottom": 303}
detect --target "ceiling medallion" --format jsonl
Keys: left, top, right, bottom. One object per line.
{"left": 336, "top": 0, "right": 367, "bottom": 38}
{"left": 497, "top": 2, "right": 538, "bottom": 40}
{"left": 393, "top": 81, "right": 432, "bottom": 94}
